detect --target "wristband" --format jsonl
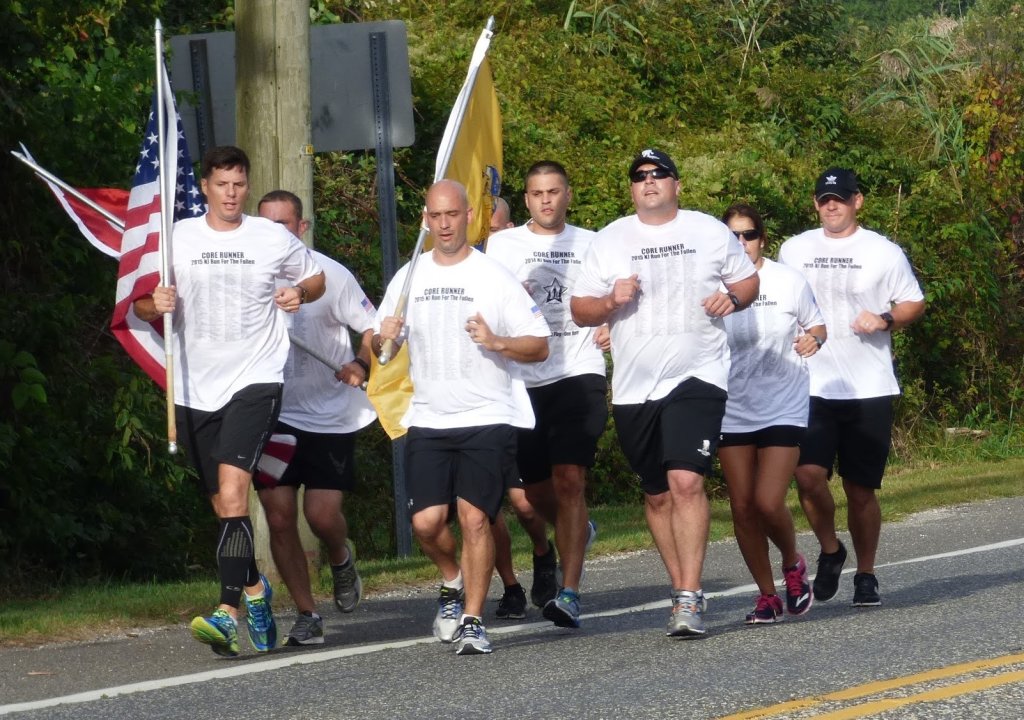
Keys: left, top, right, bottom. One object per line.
{"left": 353, "top": 357, "right": 370, "bottom": 375}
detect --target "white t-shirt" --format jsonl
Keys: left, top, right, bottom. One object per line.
{"left": 170, "top": 214, "right": 322, "bottom": 411}
{"left": 574, "top": 209, "right": 757, "bottom": 405}
{"left": 485, "top": 224, "right": 606, "bottom": 387}
{"left": 722, "top": 259, "right": 825, "bottom": 432}
{"left": 278, "top": 251, "right": 377, "bottom": 434}
{"left": 779, "top": 226, "right": 924, "bottom": 399}
{"left": 376, "top": 248, "right": 551, "bottom": 430}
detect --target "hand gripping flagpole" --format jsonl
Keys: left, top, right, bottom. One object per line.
{"left": 155, "top": 20, "right": 178, "bottom": 455}
{"left": 377, "top": 16, "right": 495, "bottom": 365}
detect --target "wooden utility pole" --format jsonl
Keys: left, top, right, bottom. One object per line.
{"left": 235, "top": 0, "right": 318, "bottom": 585}
{"left": 236, "top": 0, "right": 314, "bottom": 235}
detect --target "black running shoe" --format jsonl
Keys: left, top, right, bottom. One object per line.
{"left": 531, "top": 542, "right": 558, "bottom": 608}
{"left": 495, "top": 584, "right": 527, "bottom": 620}
{"left": 812, "top": 540, "right": 847, "bottom": 602}
{"left": 852, "top": 572, "right": 881, "bottom": 607}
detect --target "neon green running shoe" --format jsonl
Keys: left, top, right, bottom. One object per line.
{"left": 190, "top": 609, "right": 240, "bottom": 657}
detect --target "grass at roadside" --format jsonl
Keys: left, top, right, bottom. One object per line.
{"left": 2, "top": 456, "right": 1023, "bottom": 647}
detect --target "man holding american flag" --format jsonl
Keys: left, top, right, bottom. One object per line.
{"left": 134, "top": 145, "right": 325, "bottom": 657}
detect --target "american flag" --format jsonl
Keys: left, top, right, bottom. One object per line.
{"left": 111, "top": 70, "right": 205, "bottom": 389}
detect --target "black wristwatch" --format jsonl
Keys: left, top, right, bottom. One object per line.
{"left": 880, "top": 311, "right": 895, "bottom": 330}
{"left": 727, "top": 292, "right": 741, "bottom": 309}
{"left": 811, "top": 335, "right": 825, "bottom": 348}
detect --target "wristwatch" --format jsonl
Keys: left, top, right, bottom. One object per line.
{"left": 727, "top": 292, "right": 741, "bottom": 309}
{"left": 811, "top": 335, "right": 825, "bottom": 348}
{"left": 880, "top": 311, "right": 895, "bottom": 330}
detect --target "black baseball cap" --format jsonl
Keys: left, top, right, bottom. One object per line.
{"left": 815, "top": 167, "right": 860, "bottom": 201}
{"left": 629, "top": 148, "right": 678, "bottom": 180}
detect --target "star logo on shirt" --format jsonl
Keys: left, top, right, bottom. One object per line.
{"left": 544, "top": 278, "right": 567, "bottom": 304}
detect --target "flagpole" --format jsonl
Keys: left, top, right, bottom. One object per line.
{"left": 377, "top": 16, "right": 495, "bottom": 365}
{"left": 10, "top": 149, "right": 128, "bottom": 230}
{"left": 155, "top": 20, "right": 178, "bottom": 455}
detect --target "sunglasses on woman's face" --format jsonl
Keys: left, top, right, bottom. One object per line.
{"left": 734, "top": 229, "right": 761, "bottom": 241}
{"left": 630, "top": 167, "right": 674, "bottom": 183}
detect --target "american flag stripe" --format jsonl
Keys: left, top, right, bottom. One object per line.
{"left": 110, "top": 58, "right": 205, "bottom": 389}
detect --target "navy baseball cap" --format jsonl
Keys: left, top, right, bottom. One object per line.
{"left": 815, "top": 167, "right": 860, "bottom": 201}
{"left": 629, "top": 148, "right": 678, "bottom": 180}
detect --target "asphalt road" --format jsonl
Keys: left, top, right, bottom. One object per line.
{"left": 1, "top": 496, "right": 1022, "bottom": 719}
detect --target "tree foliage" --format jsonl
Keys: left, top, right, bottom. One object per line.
{"left": 2, "top": 0, "right": 1023, "bottom": 584}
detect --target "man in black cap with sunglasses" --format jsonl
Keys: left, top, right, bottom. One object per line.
{"left": 779, "top": 167, "right": 925, "bottom": 608}
{"left": 571, "top": 148, "right": 759, "bottom": 638}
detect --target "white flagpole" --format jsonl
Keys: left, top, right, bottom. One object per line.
{"left": 378, "top": 16, "right": 495, "bottom": 365}
{"left": 10, "top": 147, "right": 127, "bottom": 230}
{"left": 155, "top": 19, "right": 178, "bottom": 455}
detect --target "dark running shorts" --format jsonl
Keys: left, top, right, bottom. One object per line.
{"left": 612, "top": 377, "right": 727, "bottom": 495}
{"left": 404, "top": 424, "right": 517, "bottom": 522}
{"left": 798, "top": 396, "right": 894, "bottom": 489}
{"left": 176, "top": 383, "right": 283, "bottom": 495}
{"left": 718, "top": 425, "right": 805, "bottom": 449}
{"left": 517, "top": 373, "right": 608, "bottom": 484}
{"left": 253, "top": 420, "right": 356, "bottom": 492}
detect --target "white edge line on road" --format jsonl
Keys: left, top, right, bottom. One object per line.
{"left": 2, "top": 536, "right": 1022, "bottom": 716}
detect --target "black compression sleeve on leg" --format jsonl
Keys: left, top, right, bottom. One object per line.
{"left": 216, "top": 516, "right": 255, "bottom": 608}
{"left": 246, "top": 556, "right": 260, "bottom": 588}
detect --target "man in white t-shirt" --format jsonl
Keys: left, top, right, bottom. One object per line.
{"left": 136, "top": 146, "right": 325, "bottom": 657}
{"left": 487, "top": 161, "right": 606, "bottom": 629}
{"left": 779, "top": 167, "right": 925, "bottom": 607}
{"left": 571, "top": 148, "right": 759, "bottom": 637}
{"left": 254, "top": 190, "right": 377, "bottom": 647}
{"left": 373, "top": 180, "right": 550, "bottom": 656}
{"left": 484, "top": 196, "right": 556, "bottom": 622}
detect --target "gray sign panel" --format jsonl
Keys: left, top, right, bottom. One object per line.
{"left": 169, "top": 21, "right": 414, "bottom": 153}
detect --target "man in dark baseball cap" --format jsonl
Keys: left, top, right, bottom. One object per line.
{"left": 814, "top": 167, "right": 860, "bottom": 202}
{"left": 628, "top": 148, "right": 678, "bottom": 181}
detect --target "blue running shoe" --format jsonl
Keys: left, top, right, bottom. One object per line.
{"left": 543, "top": 588, "right": 582, "bottom": 628}
{"left": 190, "top": 609, "right": 240, "bottom": 657}
{"left": 244, "top": 575, "right": 278, "bottom": 652}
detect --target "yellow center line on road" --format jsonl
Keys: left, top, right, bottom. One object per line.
{"left": 808, "top": 669, "right": 1024, "bottom": 720}
{"left": 717, "top": 652, "right": 1024, "bottom": 720}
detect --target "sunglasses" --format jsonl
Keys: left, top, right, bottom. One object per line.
{"left": 630, "top": 167, "right": 675, "bottom": 183}
{"left": 734, "top": 229, "right": 761, "bottom": 241}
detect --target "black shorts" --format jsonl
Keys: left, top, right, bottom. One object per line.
{"left": 404, "top": 424, "right": 517, "bottom": 522}
{"left": 719, "top": 425, "right": 805, "bottom": 449}
{"left": 517, "top": 374, "right": 608, "bottom": 484}
{"left": 612, "top": 377, "right": 727, "bottom": 495}
{"left": 176, "top": 383, "right": 283, "bottom": 495}
{"left": 253, "top": 421, "right": 356, "bottom": 492}
{"left": 799, "top": 396, "right": 894, "bottom": 489}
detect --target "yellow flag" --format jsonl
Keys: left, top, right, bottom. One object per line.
{"left": 430, "top": 56, "right": 503, "bottom": 249}
{"left": 369, "top": 29, "right": 500, "bottom": 436}
{"left": 366, "top": 342, "right": 414, "bottom": 440}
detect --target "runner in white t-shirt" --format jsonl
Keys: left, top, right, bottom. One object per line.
{"left": 253, "top": 191, "right": 377, "bottom": 647}
{"left": 719, "top": 203, "right": 826, "bottom": 625}
{"left": 373, "top": 180, "right": 550, "bottom": 656}
{"left": 778, "top": 167, "right": 925, "bottom": 608}
{"left": 571, "top": 149, "right": 759, "bottom": 638}
{"left": 136, "top": 146, "right": 325, "bottom": 658}
{"left": 486, "top": 161, "right": 607, "bottom": 629}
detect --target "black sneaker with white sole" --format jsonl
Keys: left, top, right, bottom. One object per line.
{"left": 852, "top": 572, "right": 881, "bottom": 606}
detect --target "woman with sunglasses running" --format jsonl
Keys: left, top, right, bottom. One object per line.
{"left": 718, "top": 203, "right": 827, "bottom": 624}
